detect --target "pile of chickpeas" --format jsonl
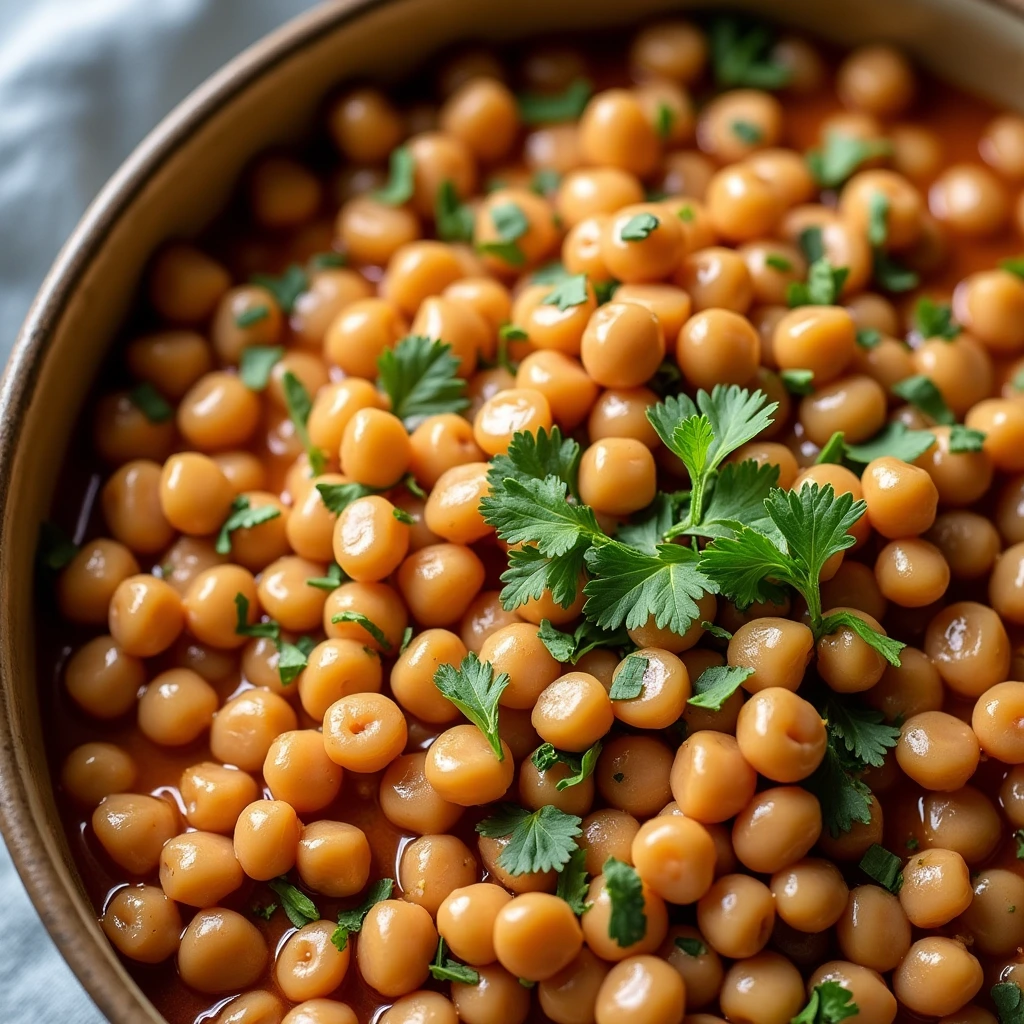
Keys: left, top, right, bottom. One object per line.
{"left": 46, "top": 14, "right": 1024, "bottom": 1024}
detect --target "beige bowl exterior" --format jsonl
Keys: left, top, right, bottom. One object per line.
{"left": 3, "top": 0, "right": 1024, "bottom": 1019}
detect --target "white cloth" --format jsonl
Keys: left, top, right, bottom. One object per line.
{"left": 0, "top": 2, "right": 317, "bottom": 1020}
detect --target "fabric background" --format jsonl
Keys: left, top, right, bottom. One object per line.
{"left": 0, "top": 2, "right": 319, "bottom": 1020}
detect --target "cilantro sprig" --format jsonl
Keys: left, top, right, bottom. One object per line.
{"left": 282, "top": 371, "right": 327, "bottom": 475}
{"left": 604, "top": 857, "right": 646, "bottom": 947}
{"left": 792, "top": 981, "right": 859, "bottom": 1024}
{"left": 530, "top": 741, "right": 602, "bottom": 790}
{"left": 709, "top": 17, "right": 790, "bottom": 89}
{"left": 556, "top": 847, "right": 591, "bottom": 915}
{"left": 476, "top": 804, "right": 582, "bottom": 875}
{"left": 216, "top": 496, "right": 282, "bottom": 555}
{"left": 331, "top": 878, "right": 393, "bottom": 952}
{"left": 434, "top": 653, "right": 510, "bottom": 759}
{"left": 377, "top": 334, "right": 469, "bottom": 428}
{"left": 806, "top": 133, "right": 892, "bottom": 189}
{"left": 268, "top": 878, "right": 320, "bottom": 929}
{"left": 429, "top": 938, "right": 480, "bottom": 985}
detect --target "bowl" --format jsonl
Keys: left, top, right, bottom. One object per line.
{"left": 4, "top": 0, "right": 1024, "bottom": 1019}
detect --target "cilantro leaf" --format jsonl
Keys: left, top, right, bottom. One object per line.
{"left": 993, "top": 982, "right": 1024, "bottom": 1024}
{"left": 688, "top": 665, "right": 754, "bottom": 710}
{"left": 216, "top": 496, "right": 282, "bottom": 555}
{"left": 429, "top": 938, "right": 480, "bottom": 985}
{"left": 239, "top": 346, "right": 284, "bottom": 391}
{"left": 316, "top": 481, "right": 379, "bottom": 515}
{"left": 787, "top": 259, "right": 849, "bottom": 307}
{"left": 543, "top": 273, "right": 590, "bottom": 311}
{"left": 583, "top": 542, "right": 715, "bottom": 635}
{"left": 857, "top": 327, "right": 881, "bottom": 349}
{"left": 679, "top": 460, "right": 780, "bottom": 540}
{"left": 709, "top": 17, "right": 790, "bottom": 89}
{"left": 676, "top": 937, "right": 708, "bottom": 957}
{"left": 308, "top": 251, "right": 345, "bottom": 270}
{"left": 517, "top": 79, "right": 592, "bottom": 124}
{"left": 498, "top": 542, "right": 589, "bottom": 611}
{"left": 433, "top": 653, "right": 510, "bottom": 759}
{"left": 617, "top": 493, "right": 682, "bottom": 553}
{"left": 531, "top": 743, "right": 560, "bottom": 772}
{"left": 307, "top": 562, "right": 346, "bottom": 591}
{"left": 268, "top": 878, "right": 320, "bottom": 929}
{"left": 843, "top": 421, "right": 936, "bottom": 464}
{"left": 486, "top": 425, "right": 581, "bottom": 496}
{"left": 38, "top": 522, "right": 79, "bottom": 570}
{"left": 867, "top": 191, "right": 889, "bottom": 247}
{"left": 234, "top": 305, "right": 269, "bottom": 328}
{"left": 949, "top": 424, "right": 986, "bottom": 453}
{"left": 732, "top": 119, "right": 763, "bottom": 144}
{"left": 331, "top": 878, "right": 394, "bottom": 952}
{"left": 915, "top": 297, "right": 960, "bottom": 340}
{"left": 476, "top": 804, "right": 582, "bottom": 875}
{"left": 374, "top": 145, "right": 415, "bottom": 205}
{"left": 234, "top": 593, "right": 281, "bottom": 641}
{"left": 805, "top": 132, "right": 892, "bottom": 188}
{"left": 859, "top": 843, "right": 904, "bottom": 892}
{"left": 434, "top": 179, "right": 475, "bottom": 242}
{"left": 251, "top": 902, "right": 277, "bottom": 921}
{"left": 277, "top": 636, "right": 317, "bottom": 685}
{"left": 531, "top": 741, "right": 602, "bottom": 791}
{"left": 282, "top": 371, "right": 327, "bottom": 475}
{"left": 531, "top": 168, "right": 562, "bottom": 196}
{"left": 798, "top": 226, "right": 825, "bottom": 263}
{"left": 537, "top": 618, "right": 632, "bottom": 664}
{"left": 781, "top": 369, "right": 815, "bottom": 395}
{"left": 823, "top": 697, "right": 901, "bottom": 767}
{"left": 792, "top": 981, "right": 859, "bottom": 1024}
{"left": 609, "top": 654, "right": 648, "bottom": 700}
{"left": 766, "top": 253, "right": 793, "bottom": 272}
{"left": 820, "top": 611, "right": 905, "bottom": 667}
{"left": 803, "top": 740, "right": 875, "bottom": 837}
{"left": 816, "top": 432, "right": 847, "bottom": 465}
{"left": 129, "top": 382, "right": 174, "bottom": 423}
{"left": 620, "top": 213, "right": 660, "bottom": 241}
{"left": 873, "top": 251, "right": 919, "bottom": 293}
{"left": 330, "top": 611, "right": 391, "bottom": 650}
{"left": 698, "top": 525, "right": 800, "bottom": 610}
{"left": 604, "top": 858, "right": 646, "bottom": 947}
{"left": 251, "top": 264, "right": 308, "bottom": 313}
{"left": 377, "top": 335, "right": 469, "bottom": 428}
{"left": 892, "top": 374, "right": 955, "bottom": 425}
{"left": 655, "top": 102, "right": 675, "bottom": 140}
{"left": 556, "top": 847, "right": 591, "bottom": 915}
{"left": 477, "top": 202, "right": 529, "bottom": 264}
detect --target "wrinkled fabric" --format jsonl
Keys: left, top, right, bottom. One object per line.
{"left": 0, "top": 2, "right": 316, "bottom": 1020}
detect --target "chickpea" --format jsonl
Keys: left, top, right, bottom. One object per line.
{"left": 918, "top": 785, "right": 1001, "bottom": 865}
{"left": 108, "top": 574, "right": 184, "bottom": 657}
{"left": 64, "top": 635, "right": 144, "bottom": 719}
{"left": 377, "top": 994, "right": 454, "bottom": 1024}
{"left": 492, "top": 892, "right": 584, "bottom": 982}
{"left": 954, "top": 271, "right": 1024, "bottom": 355}
{"left": 800, "top": 375, "right": 887, "bottom": 447}
{"left": 631, "top": 814, "right": 716, "bottom": 905}
{"left": 451, "top": 963, "right": 531, "bottom": 1024}
{"left": 809, "top": 962, "right": 897, "bottom": 1024}
{"left": 816, "top": 608, "right": 888, "bottom": 694}
{"left": 297, "top": 638, "right": 382, "bottom": 721}
{"left": 735, "top": 687, "right": 826, "bottom": 782}
{"left": 328, "top": 87, "right": 403, "bottom": 163}
{"left": 861, "top": 456, "right": 938, "bottom": 539}
{"left": 899, "top": 847, "right": 972, "bottom": 927}
{"left": 893, "top": 938, "right": 983, "bottom": 1018}
{"left": 473, "top": 387, "right": 553, "bottom": 456}
{"left": 578, "top": 89, "right": 660, "bottom": 178}
{"left": 676, "top": 247, "right": 754, "bottom": 315}
{"left": 340, "top": 408, "right": 411, "bottom": 488}
{"left": 101, "top": 459, "right": 175, "bottom": 554}
{"left": 719, "top": 952, "right": 805, "bottom": 1024}
{"left": 292, "top": 268, "right": 374, "bottom": 349}
{"left": 180, "top": 762, "right": 258, "bottom": 834}
{"left": 596, "top": 735, "right": 674, "bottom": 819}
{"left": 671, "top": 731, "right": 757, "bottom": 823}
{"left": 862, "top": 646, "right": 942, "bottom": 722}
{"left": 439, "top": 77, "right": 519, "bottom": 163}
{"left": 930, "top": 163, "right": 1009, "bottom": 236}
{"left": 595, "top": 955, "right": 686, "bottom": 1024}
{"left": 215, "top": 991, "right": 287, "bottom": 1024}
{"left": 972, "top": 681, "right": 1024, "bottom": 762}
{"left": 422, "top": 462, "right": 491, "bottom": 545}
{"left": 578, "top": 438, "right": 657, "bottom": 516}
{"left": 773, "top": 306, "right": 857, "bottom": 386}
{"left": 589, "top": 387, "right": 661, "bottom": 448}
{"left": 727, "top": 617, "right": 813, "bottom": 692}
{"left": 323, "top": 692, "right": 407, "bottom": 773}
{"left": 924, "top": 601, "right": 1010, "bottom": 697}
{"left": 677, "top": 308, "right": 761, "bottom": 390}
{"left": 126, "top": 329, "right": 212, "bottom": 399}
{"left": 178, "top": 908, "right": 268, "bottom": 995}
{"left": 425, "top": 724, "right": 514, "bottom": 806}
{"left": 837, "top": 44, "right": 915, "bottom": 117}
{"left": 533, "top": 672, "right": 614, "bottom": 753}
{"left": 357, "top": 900, "right": 437, "bottom": 998}
{"left": 210, "top": 689, "right": 297, "bottom": 772}
{"left": 874, "top": 537, "right": 950, "bottom": 607}
{"left": 697, "top": 873, "right": 775, "bottom": 959}
{"left": 698, "top": 90, "right": 782, "bottom": 163}
{"left": 60, "top": 742, "right": 137, "bottom": 806}
{"left": 581, "top": 302, "right": 666, "bottom": 389}
{"left": 323, "top": 297, "right": 407, "bottom": 378}
{"left": 380, "top": 752, "right": 464, "bottom": 834}
{"left": 93, "top": 794, "right": 178, "bottom": 875}
{"left": 707, "top": 164, "right": 785, "bottom": 243}
{"left": 336, "top": 196, "right": 421, "bottom": 267}
{"left": 159, "top": 831, "right": 243, "bottom": 908}
{"left": 582, "top": 871, "right": 668, "bottom": 961}
{"left": 324, "top": 581, "right": 408, "bottom": 653}
{"left": 101, "top": 885, "right": 182, "bottom": 964}
{"left": 148, "top": 243, "right": 229, "bottom": 323}
{"left": 138, "top": 668, "right": 218, "bottom": 746}
{"left": 732, "top": 787, "right": 822, "bottom": 875}
{"left": 556, "top": 168, "right": 644, "bottom": 227}
{"left": 397, "top": 543, "right": 485, "bottom": 627}
{"left": 540, "top": 947, "right": 611, "bottom": 1024}
{"left": 601, "top": 203, "right": 685, "bottom": 283}
{"left": 960, "top": 869, "right": 1024, "bottom": 955}
{"left": 473, "top": 188, "right": 558, "bottom": 274}
{"left": 770, "top": 858, "right": 848, "bottom": 933}
{"left": 57, "top": 539, "right": 139, "bottom": 625}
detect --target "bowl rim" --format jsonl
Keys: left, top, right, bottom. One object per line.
{"left": 0, "top": 0, "right": 386, "bottom": 1019}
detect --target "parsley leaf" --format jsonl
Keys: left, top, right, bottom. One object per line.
{"left": 1002, "top": 258, "right": 1024, "bottom": 281}
{"left": 609, "top": 654, "right": 648, "bottom": 700}
{"left": 268, "top": 878, "right": 320, "bottom": 929}
{"left": 604, "top": 858, "right": 646, "bottom": 947}
{"left": 306, "top": 562, "right": 346, "bottom": 591}
{"left": 517, "top": 79, "right": 592, "bottom": 124}
{"left": 308, "top": 251, "right": 346, "bottom": 270}
{"left": 620, "top": 213, "right": 659, "bottom": 241}
{"left": 251, "top": 902, "right": 277, "bottom": 921}
{"left": 556, "top": 847, "right": 591, "bottom": 915}
{"left": 434, "top": 179, "right": 475, "bottom": 242}
{"left": 766, "top": 253, "right": 794, "bottom": 272}
{"left": 805, "top": 132, "right": 892, "bottom": 189}
{"left": 584, "top": 542, "right": 715, "bottom": 635}
{"left": 543, "top": 273, "right": 590, "bottom": 311}
{"left": 429, "top": 938, "right": 480, "bottom": 985}
{"left": 688, "top": 665, "right": 754, "bottom": 710}
{"left": 866, "top": 191, "right": 889, "bottom": 247}
{"left": 277, "top": 636, "right": 317, "bottom": 686}
{"left": 617, "top": 492, "right": 683, "bottom": 553}
{"left": 234, "top": 305, "right": 269, "bottom": 328}
{"left": 216, "top": 496, "right": 282, "bottom": 555}
{"left": 488, "top": 425, "right": 582, "bottom": 495}
{"left": 816, "top": 431, "right": 847, "bottom": 465}
{"left": 239, "top": 346, "right": 284, "bottom": 391}
{"left": 682, "top": 460, "right": 780, "bottom": 541}
{"left": 709, "top": 17, "right": 790, "bottom": 89}
{"left": 251, "top": 264, "right": 308, "bottom": 313}
{"left": 377, "top": 335, "right": 469, "bottom": 428}
{"left": 316, "top": 481, "right": 379, "bottom": 515}
{"left": 433, "top": 653, "right": 510, "bottom": 759}
{"left": 950, "top": 424, "right": 986, "bottom": 453}
{"left": 675, "top": 936, "right": 708, "bottom": 957}
{"left": 498, "top": 543, "right": 589, "bottom": 611}
{"left": 787, "top": 259, "right": 849, "bottom": 307}
{"left": 38, "top": 522, "right": 79, "bottom": 570}
{"left": 655, "top": 102, "right": 675, "bottom": 140}
{"left": 330, "top": 611, "right": 391, "bottom": 650}
{"left": 792, "top": 981, "right": 859, "bottom": 1024}
{"left": 804, "top": 742, "right": 876, "bottom": 837}
{"left": 892, "top": 374, "right": 955, "bottom": 425}
{"left": 843, "top": 421, "right": 936, "bottom": 464}
{"left": 282, "top": 371, "right": 327, "bottom": 475}
{"left": 915, "top": 297, "right": 961, "bottom": 340}
{"left": 331, "top": 878, "right": 393, "bottom": 952}
{"left": 129, "top": 382, "right": 174, "bottom": 423}
{"left": 798, "top": 226, "right": 825, "bottom": 263}
{"left": 374, "top": 145, "right": 415, "bottom": 205}
{"left": 821, "top": 611, "right": 905, "bottom": 667}
{"left": 857, "top": 327, "right": 882, "bottom": 349}
{"left": 859, "top": 843, "right": 904, "bottom": 892}
{"left": 731, "top": 119, "right": 763, "bottom": 144}
{"left": 476, "top": 804, "right": 582, "bottom": 875}
{"left": 531, "top": 741, "right": 601, "bottom": 790}
{"left": 531, "top": 168, "right": 562, "bottom": 196}
{"left": 781, "top": 369, "right": 815, "bottom": 395}
{"left": 823, "top": 697, "right": 901, "bottom": 767}
{"left": 993, "top": 983, "right": 1024, "bottom": 1024}
{"left": 234, "top": 593, "right": 280, "bottom": 641}
{"left": 477, "top": 202, "right": 529, "bottom": 265}
{"left": 537, "top": 618, "right": 632, "bottom": 664}
{"left": 873, "top": 250, "right": 919, "bottom": 293}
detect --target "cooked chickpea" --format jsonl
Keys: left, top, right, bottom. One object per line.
{"left": 180, "top": 762, "right": 258, "bottom": 834}
{"left": 773, "top": 306, "right": 857, "bottom": 386}
{"left": 595, "top": 955, "right": 685, "bottom": 1024}
{"left": 101, "top": 885, "right": 182, "bottom": 964}
{"left": 732, "top": 787, "right": 822, "bottom": 874}
{"left": 893, "top": 938, "right": 983, "bottom": 1018}
{"left": 671, "top": 731, "right": 757, "bottom": 823}
{"left": 323, "top": 580, "right": 408, "bottom": 652}
{"left": 677, "top": 308, "right": 761, "bottom": 390}
{"left": 380, "top": 752, "right": 464, "bottom": 834}
{"left": 532, "top": 672, "right": 614, "bottom": 752}
{"left": 425, "top": 724, "right": 514, "bottom": 806}
{"left": 578, "top": 90, "right": 660, "bottom": 178}
{"left": 138, "top": 668, "right": 218, "bottom": 746}
{"left": 735, "top": 687, "right": 826, "bottom": 782}
{"left": 631, "top": 814, "right": 716, "bottom": 905}
{"left": 770, "top": 858, "right": 848, "bottom": 933}
{"left": 719, "top": 952, "right": 805, "bottom": 1024}
{"left": 93, "top": 794, "right": 178, "bottom": 875}
{"left": 697, "top": 874, "right": 775, "bottom": 959}
{"left": 357, "top": 900, "right": 438, "bottom": 998}
{"left": 64, "top": 635, "right": 145, "bottom": 719}
{"left": 698, "top": 90, "right": 782, "bottom": 163}
{"left": 57, "top": 539, "right": 139, "bottom": 625}
{"left": 924, "top": 600, "right": 1010, "bottom": 697}
{"left": 178, "top": 908, "right": 268, "bottom": 995}
{"left": 837, "top": 44, "right": 915, "bottom": 117}
{"left": 727, "top": 617, "right": 813, "bottom": 692}
{"left": 899, "top": 848, "right": 972, "bottom": 927}
{"left": 930, "top": 163, "right": 1009, "bottom": 236}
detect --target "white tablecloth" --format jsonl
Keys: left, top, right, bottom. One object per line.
{"left": 0, "top": 2, "right": 318, "bottom": 1020}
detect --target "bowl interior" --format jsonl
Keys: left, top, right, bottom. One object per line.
{"left": 5, "top": 0, "right": 1024, "bottom": 1019}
